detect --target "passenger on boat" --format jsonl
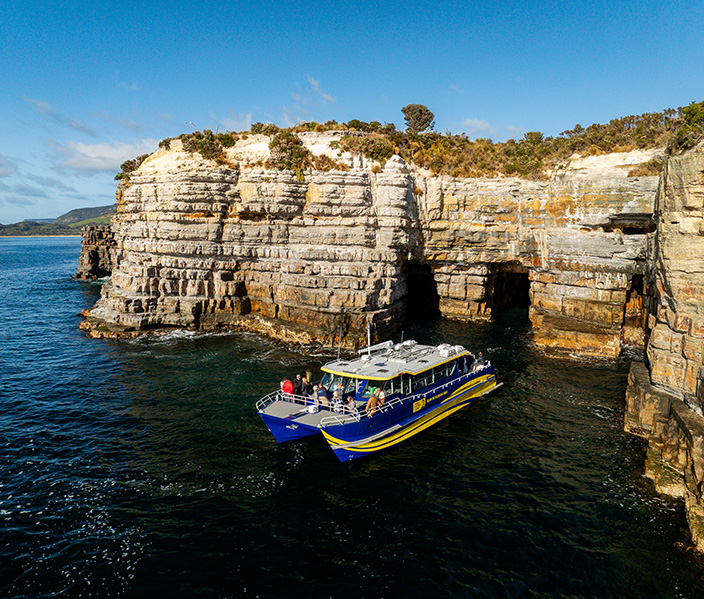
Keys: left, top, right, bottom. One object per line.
{"left": 472, "top": 352, "right": 486, "bottom": 372}
{"left": 332, "top": 391, "right": 344, "bottom": 413}
{"left": 317, "top": 384, "right": 330, "bottom": 409}
{"left": 292, "top": 374, "right": 303, "bottom": 395}
{"left": 345, "top": 396, "right": 358, "bottom": 415}
{"left": 281, "top": 378, "right": 294, "bottom": 395}
{"left": 364, "top": 390, "right": 385, "bottom": 417}
{"left": 301, "top": 377, "right": 313, "bottom": 396}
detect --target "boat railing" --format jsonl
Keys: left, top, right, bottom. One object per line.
{"left": 319, "top": 365, "right": 493, "bottom": 428}
{"left": 256, "top": 390, "right": 317, "bottom": 411}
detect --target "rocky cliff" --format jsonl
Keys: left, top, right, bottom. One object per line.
{"left": 81, "top": 132, "right": 661, "bottom": 355}
{"left": 80, "top": 132, "right": 704, "bottom": 548}
{"left": 623, "top": 148, "right": 704, "bottom": 551}
{"left": 75, "top": 225, "right": 114, "bottom": 279}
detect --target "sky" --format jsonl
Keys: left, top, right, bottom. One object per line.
{"left": 1, "top": 0, "right": 702, "bottom": 223}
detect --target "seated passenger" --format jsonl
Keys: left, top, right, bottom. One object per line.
{"left": 364, "top": 391, "right": 385, "bottom": 417}
{"left": 317, "top": 384, "right": 330, "bottom": 409}
{"left": 331, "top": 391, "right": 344, "bottom": 413}
{"left": 345, "top": 396, "right": 358, "bottom": 415}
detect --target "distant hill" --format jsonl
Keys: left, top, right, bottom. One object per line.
{"left": 0, "top": 221, "right": 78, "bottom": 236}
{"left": 0, "top": 204, "right": 115, "bottom": 236}
{"left": 54, "top": 204, "right": 115, "bottom": 225}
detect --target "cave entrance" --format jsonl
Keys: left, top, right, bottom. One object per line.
{"left": 621, "top": 274, "right": 646, "bottom": 348}
{"left": 404, "top": 262, "right": 440, "bottom": 324}
{"left": 487, "top": 262, "right": 531, "bottom": 316}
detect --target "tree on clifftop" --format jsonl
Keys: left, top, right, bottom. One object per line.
{"left": 401, "top": 104, "right": 435, "bottom": 133}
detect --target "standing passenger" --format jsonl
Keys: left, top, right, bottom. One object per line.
{"left": 292, "top": 374, "right": 303, "bottom": 395}
{"left": 281, "top": 378, "right": 294, "bottom": 396}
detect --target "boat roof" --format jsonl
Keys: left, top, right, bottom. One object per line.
{"left": 321, "top": 340, "right": 470, "bottom": 381}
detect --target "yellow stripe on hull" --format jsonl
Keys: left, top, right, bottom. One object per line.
{"left": 322, "top": 374, "right": 497, "bottom": 455}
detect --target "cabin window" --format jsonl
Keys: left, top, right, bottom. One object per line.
{"left": 402, "top": 374, "right": 412, "bottom": 395}
{"left": 345, "top": 378, "right": 357, "bottom": 395}
{"left": 320, "top": 373, "right": 333, "bottom": 387}
{"left": 412, "top": 370, "right": 433, "bottom": 392}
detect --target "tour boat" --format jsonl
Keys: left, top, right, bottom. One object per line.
{"left": 256, "top": 339, "right": 501, "bottom": 461}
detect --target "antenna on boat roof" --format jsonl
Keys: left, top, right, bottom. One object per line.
{"left": 401, "top": 330, "right": 404, "bottom": 343}
{"left": 337, "top": 324, "right": 342, "bottom": 361}
{"left": 367, "top": 322, "right": 371, "bottom": 358}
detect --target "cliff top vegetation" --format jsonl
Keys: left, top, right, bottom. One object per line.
{"left": 117, "top": 101, "right": 704, "bottom": 181}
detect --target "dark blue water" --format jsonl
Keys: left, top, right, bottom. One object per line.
{"left": 1, "top": 237, "right": 703, "bottom": 598}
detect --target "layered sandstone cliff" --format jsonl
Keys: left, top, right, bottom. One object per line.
{"left": 81, "top": 133, "right": 661, "bottom": 356}
{"left": 76, "top": 225, "right": 114, "bottom": 280}
{"left": 624, "top": 148, "right": 704, "bottom": 551}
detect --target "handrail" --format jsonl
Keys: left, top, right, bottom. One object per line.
{"left": 255, "top": 390, "right": 317, "bottom": 411}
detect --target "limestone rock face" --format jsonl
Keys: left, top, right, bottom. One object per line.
{"left": 623, "top": 147, "right": 704, "bottom": 552}
{"left": 81, "top": 135, "right": 661, "bottom": 355}
{"left": 417, "top": 149, "right": 659, "bottom": 355}
{"left": 644, "top": 149, "right": 704, "bottom": 409}
{"left": 82, "top": 141, "right": 415, "bottom": 346}
{"left": 76, "top": 225, "right": 115, "bottom": 279}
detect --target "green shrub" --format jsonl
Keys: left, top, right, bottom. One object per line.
{"left": 216, "top": 132, "right": 237, "bottom": 147}
{"left": 334, "top": 134, "right": 395, "bottom": 166}
{"left": 268, "top": 131, "right": 311, "bottom": 180}
{"left": 668, "top": 101, "right": 704, "bottom": 152}
{"left": 251, "top": 122, "right": 281, "bottom": 136}
{"left": 114, "top": 154, "right": 149, "bottom": 181}
{"left": 401, "top": 104, "right": 435, "bottom": 133}
{"left": 180, "top": 130, "right": 224, "bottom": 161}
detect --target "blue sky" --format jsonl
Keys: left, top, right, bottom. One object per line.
{"left": 1, "top": 0, "right": 702, "bottom": 223}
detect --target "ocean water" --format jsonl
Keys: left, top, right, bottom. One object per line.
{"left": 1, "top": 236, "right": 703, "bottom": 599}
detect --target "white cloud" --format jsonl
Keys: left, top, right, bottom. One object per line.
{"left": 280, "top": 77, "right": 336, "bottom": 126}
{"left": 13, "top": 183, "right": 49, "bottom": 198}
{"left": 213, "top": 111, "right": 252, "bottom": 132}
{"left": 119, "top": 81, "right": 139, "bottom": 92}
{"left": 505, "top": 124, "right": 528, "bottom": 139}
{"left": 307, "top": 77, "right": 335, "bottom": 104}
{"left": 24, "top": 97, "right": 96, "bottom": 136}
{"left": 93, "top": 111, "right": 143, "bottom": 132}
{"left": 26, "top": 174, "right": 76, "bottom": 192}
{"left": 0, "top": 154, "right": 15, "bottom": 177}
{"left": 461, "top": 118, "right": 497, "bottom": 138}
{"left": 56, "top": 138, "right": 159, "bottom": 171}
{"left": 281, "top": 106, "right": 305, "bottom": 127}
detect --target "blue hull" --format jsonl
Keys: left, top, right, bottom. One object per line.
{"left": 259, "top": 412, "right": 322, "bottom": 443}
{"left": 322, "top": 369, "right": 499, "bottom": 461}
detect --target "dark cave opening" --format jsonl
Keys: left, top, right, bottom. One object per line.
{"left": 487, "top": 263, "right": 531, "bottom": 315}
{"left": 404, "top": 262, "right": 440, "bottom": 324}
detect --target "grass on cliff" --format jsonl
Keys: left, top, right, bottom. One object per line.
{"left": 116, "top": 100, "right": 704, "bottom": 181}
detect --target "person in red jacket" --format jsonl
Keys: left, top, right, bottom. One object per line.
{"left": 281, "top": 378, "right": 294, "bottom": 395}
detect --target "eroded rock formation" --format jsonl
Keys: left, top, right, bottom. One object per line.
{"left": 81, "top": 133, "right": 661, "bottom": 355}
{"left": 76, "top": 225, "right": 115, "bottom": 280}
{"left": 624, "top": 148, "right": 704, "bottom": 551}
